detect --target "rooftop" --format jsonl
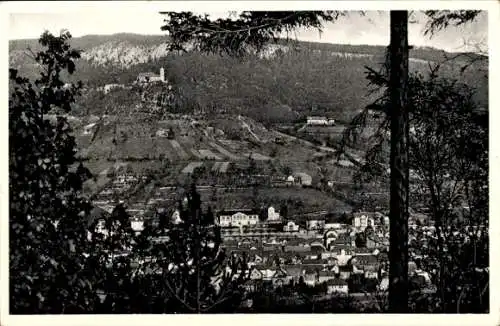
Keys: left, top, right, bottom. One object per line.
{"left": 219, "top": 209, "right": 260, "bottom": 216}
{"left": 137, "top": 72, "right": 159, "bottom": 78}
{"left": 326, "top": 278, "right": 348, "bottom": 286}
{"left": 307, "top": 116, "right": 328, "bottom": 120}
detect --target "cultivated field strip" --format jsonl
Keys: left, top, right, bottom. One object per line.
{"left": 169, "top": 140, "right": 189, "bottom": 159}
{"left": 181, "top": 161, "right": 204, "bottom": 174}
{"left": 209, "top": 142, "right": 241, "bottom": 160}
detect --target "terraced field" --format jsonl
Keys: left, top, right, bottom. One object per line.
{"left": 181, "top": 161, "right": 204, "bottom": 174}
{"left": 209, "top": 141, "right": 242, "bottom": 160}
{"left": 169, "top": 140, "right": 189, "bottom": 160}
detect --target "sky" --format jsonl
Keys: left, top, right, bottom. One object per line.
{"left": 7, "top": 8, "right": 488, "bottom": 53}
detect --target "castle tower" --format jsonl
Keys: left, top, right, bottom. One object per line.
{"left": 160, "top": 67, "right": 165, "bottom": 82}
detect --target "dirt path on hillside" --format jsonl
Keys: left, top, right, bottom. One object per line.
{"left": 238, "top": 115, "right": 261, "bottom": 142}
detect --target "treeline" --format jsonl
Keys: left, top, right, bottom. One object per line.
{"left": 10, "top": 35, "right": 488, "bottom": 125}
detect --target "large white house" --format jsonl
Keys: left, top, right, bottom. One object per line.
{"left": 326, "top": 279, "right": 349, "bottom": 295}
{"left": 217, "top": 209, "right": 259, "bottom": 227}
{"left": 267, "top": 206, "right": 281, "bottom": 222}
{"left": 306, "top": 116, "right": 335, "bottom": 126}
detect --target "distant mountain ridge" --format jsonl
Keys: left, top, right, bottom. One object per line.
{"left": 10, "top": 32, "right": 485, "bottom": 68}
{"left": 9, "top": 33, "right": 488, "bottom": 123}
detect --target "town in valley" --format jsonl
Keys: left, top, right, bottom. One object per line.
{"left": 7, "top": 8, "right": 489, "bottom": 315}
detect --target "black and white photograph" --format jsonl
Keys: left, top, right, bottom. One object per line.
{"left": 1, "top": 0, "right": 498, "bottom": 324}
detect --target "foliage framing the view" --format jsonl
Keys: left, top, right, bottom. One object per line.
{"left": 341, "top": 51, "right": 488, "bottom": 313}
{"left": 143, "top": 184, "right": 250, "bottom": 313}
{"left": 160, "top": 11, "right": 347, "bottom": 57}
{"left": 9, "top": 30, "right": 251, "bottom": 315}
{"left": 8, "top": 9, "right": 488, "bottom": 313}
{"left": 9, "top": 30, "right": 98, "bottom": 313}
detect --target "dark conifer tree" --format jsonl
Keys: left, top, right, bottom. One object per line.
{"left": 158, "top": 184, "right": 249, "bottom": 313}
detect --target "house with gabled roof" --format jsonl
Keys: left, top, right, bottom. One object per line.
{"left": 250, "top": 252, "right": 264, "bottom": 265}
{"left": 250, "top": 267, "right": 264, "bottom": 280}
{"left": 271, "top": 268, "right": 290, "bottom": 287}
{"left": 253, "top": 264, "right": 280, "bottom": 280}
{"left": 349, "top": 254, "right": 380, "bottom": 276}
{"left": 283, "top": 220, "right": 300, "bottom": 232}
{"left": 326, "top": 279, "right": 349, "bottom": 295}
{"left": 330, "top": 264, "right": 340, "bottom": 275}
{"left": 218, "top": 209, "right": 260, "bottom": 227}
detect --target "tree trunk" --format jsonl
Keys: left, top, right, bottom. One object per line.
{"left": 196, "top": 207, "right": 202, "bottom": 313}
{"left": 388, "top": 10, "right": 410, "bottom": 313}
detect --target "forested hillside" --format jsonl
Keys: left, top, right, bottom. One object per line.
{"left": 9, "top": 33, "right": 488, "bottom": 124}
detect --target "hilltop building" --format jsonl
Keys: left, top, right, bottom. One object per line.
{"left": 137, "top": 67, "right": 166, "bottom": 83}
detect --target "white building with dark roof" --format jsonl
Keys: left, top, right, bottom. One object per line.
{"left": 306, "top": 116, "right": 335, "bottom": 126}
{"left": 326, "top": 279, "right": 349, "bottom": 295}
{"left": 217, "top": 209, "right": 259, "bottom": 227}
{"left": 137, "top": 67, "right": 165, "bottom": 83}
